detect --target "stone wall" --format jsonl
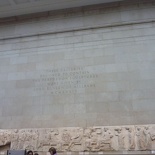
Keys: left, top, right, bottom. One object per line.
{"left": 0, "top": 0, "right": 155, "bottom": 129}
{"left": 0, "top": 125, "right": 155, "bottom": 153}
{"left": 0, "top": 0, "right": 155, "bottom": 39}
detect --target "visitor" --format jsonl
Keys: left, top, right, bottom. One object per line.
{"left": 34, "top": 153, "right": 39, "bottom": 155}
{"left": 27, "top": 150, "right": 33, "bottom": 155}
{"left": 49, "top": 147, "right": 57, "bottom": 155}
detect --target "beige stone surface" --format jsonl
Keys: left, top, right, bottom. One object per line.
{"left": 0, "top": 0, "right": 155, "bottom": 129}
{"left": 0, "top": 125, "right": 155, "bottom": 152}
{"left": 1, "top": 20, "right": 155, "bottom": 128}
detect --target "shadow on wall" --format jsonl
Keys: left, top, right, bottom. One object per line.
{"left": 0, "top": 143, "right": 10, "bottom": 155}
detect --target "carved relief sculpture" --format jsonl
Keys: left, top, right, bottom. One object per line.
{"left": 115, "top": 128, "right": 125, "bottom": 150}
{"left": 0, "top": 125, "right": 155, "bottom": 152}
{"left": 126, "top": 127, "right": 135, "bottom": 150}
{"left": 99, "top": 127, "right": 114, "bottom": 151}
{"left": 136, "top": 126, "right": 148, "bottom": 150}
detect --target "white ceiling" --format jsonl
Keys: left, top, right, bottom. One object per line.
{"left": 0, "top": 0, "right": 124, "bottom": 18}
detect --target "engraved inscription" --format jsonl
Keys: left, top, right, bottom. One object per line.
{"left": 34, "top": 67, "right": 98, "bottom": 94}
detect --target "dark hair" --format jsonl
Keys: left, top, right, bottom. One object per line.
{"left": 49, "top": 147, "right": 56, "bottom": 154}
{"left": 34, "top": 153, "right": 39, "bottom": 155}
{"left": 27, "top": 150, "right": 33, "bottom": 155}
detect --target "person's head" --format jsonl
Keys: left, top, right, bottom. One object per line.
{"left": 34, "top": 153, "right": 39, "bottom": 155}
{"left": 27, "top": 151, "right": 33, "bottom": 155}
{"left": 49, "top": 147, "right": 56, "bottom": 155}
